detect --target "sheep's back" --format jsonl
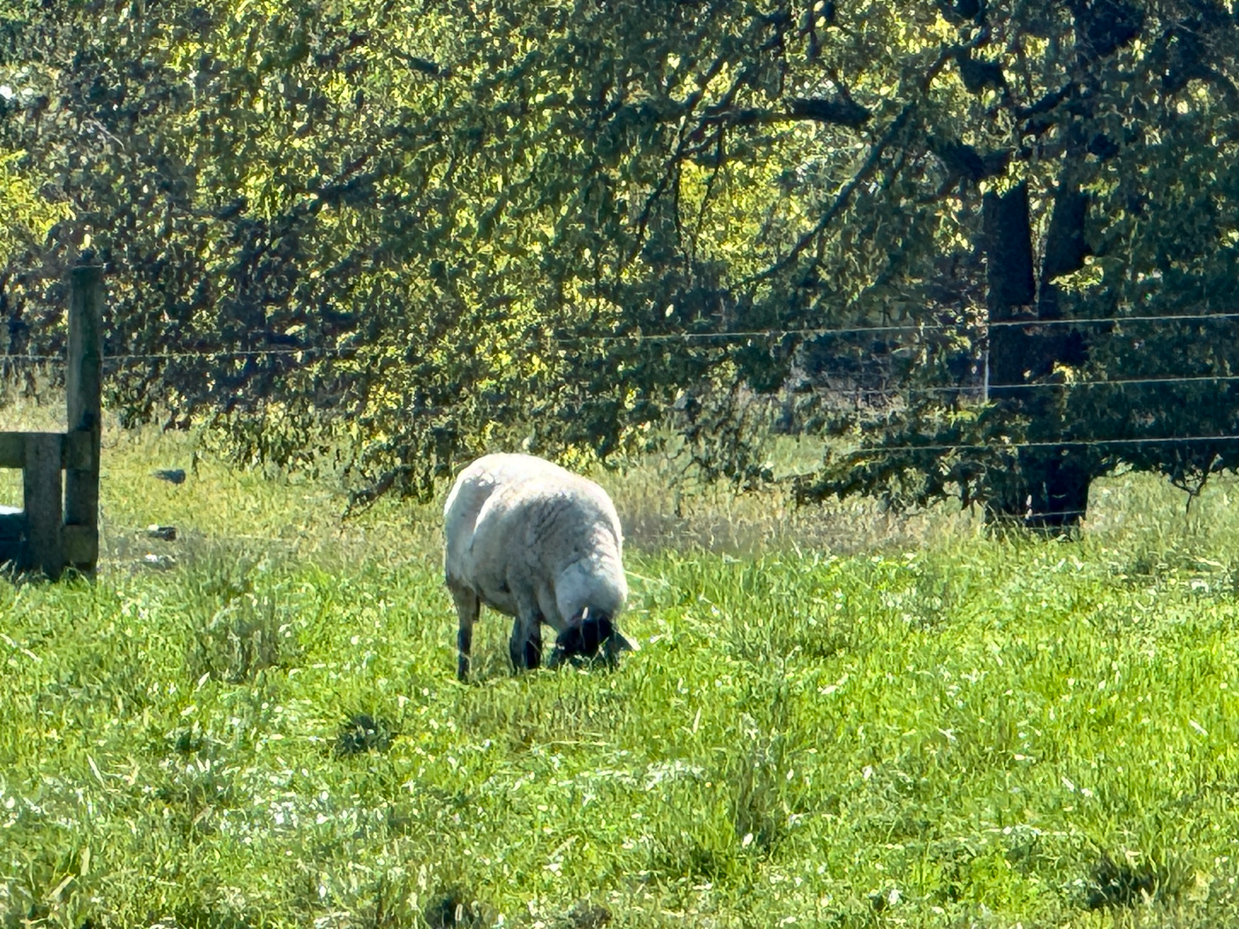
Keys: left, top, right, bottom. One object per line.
{"left": 470, "top": 475, "right": 617, "bottom": 569}
{"left": 443, "top": 453, "right": 572, "bottom": 579}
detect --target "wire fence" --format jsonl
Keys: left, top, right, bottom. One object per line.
{"left": 554, "top": 310, "right": 1239, "bottom": 344}
{"left": 2, "top": 308, "right": 1237, "bottom": 364}
{"left": 834, "top": 433, "right": 1239, "bottom": 457}
{"left": 4, "top": 309, "right": 1239, "bottom": 457}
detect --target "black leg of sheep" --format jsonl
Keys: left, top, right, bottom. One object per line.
{"left": 509, "top": 612, "right": 544, "bottom": 671}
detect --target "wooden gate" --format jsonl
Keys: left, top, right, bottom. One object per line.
{"left": 0, "top": 257, "right": 103, "bottom": 578}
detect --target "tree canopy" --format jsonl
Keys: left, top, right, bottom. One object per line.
{"left": 2, "top": 0, "right": 1238, "bottom": 518}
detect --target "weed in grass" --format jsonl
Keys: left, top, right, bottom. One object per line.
{"left": 2, "top": 839, "right": 97, "bottom": 929}
{"left": 903, "top": 560, "right": 966, "bottom": 630}
{"left": 333, "top": 712, "right": 395, "bottom": 757}
{"left": 39, "top": 633, "right": 156, "bottom": 715}
{"left": 647, "top": 831, "right": 737, "bottom": 884}
{"left": 190, "top": 549, "right": 261, "bottom": 601}
{"left": 726, "top": 599, "right": 855, "bottom": 666}
{"left": 5, "top": 902, "right": 48, "bottom": 929}
{"left": 927, "top": 839, "right": 977, "bottom": 905}
{"left": 1118, "top": 538, "right": 1210, "bottom": 584}
{"left": 727, "top": 732, "right": 802, "bottom": 857}
{"left": 170, "top": 903, "right": 253, "bottom": 929}
{"left": 869, "top": 886, "right": 901, "bottom": 912}
{"left": 188, "top": 592, "right": 299, "bottom": 684}
{"left": 154, "top": 752, "right": 237, "bottom": 832}
{"left": 169, "top": 720, "right": 207, "bottom": 755}
{"left": 380, "top": 801, "right": 421, "bottom": 837}
{"left": 350, "top": 875, "right": 425, "bottom": 929}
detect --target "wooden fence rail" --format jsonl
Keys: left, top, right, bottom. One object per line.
{"left": 0, "top": 257, "right": 103, "bottom": 578}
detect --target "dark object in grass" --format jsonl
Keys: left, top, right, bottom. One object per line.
{"left": 334, "top": 712, "right": 395, "bottom": 757}
{"left": 424, "top": 886, "right": 486, "bottom": 928}
{"left": 567, "top": 901, "right": 612, "bottom": 928}
{"left": 171, "top": 724, "right": 204, "bottom": 755}
{"left": 154, "top": 468, "right": 186, "bottom": 485}
{"left": 1087, "top": 852, "right": 1161, "bottom": 909}
{"left": 147, "top": 525, "right": 178, "bottom": 542}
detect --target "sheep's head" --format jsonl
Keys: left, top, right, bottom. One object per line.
{"left": 549, "top": 607, "right": 636, "bottom": 669}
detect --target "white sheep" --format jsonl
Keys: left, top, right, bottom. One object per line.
{"left": 443, "top": 453, "right": 634, "bottom": 680}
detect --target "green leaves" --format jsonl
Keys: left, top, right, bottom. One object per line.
{"left": 2, "top": 0, "right": 1238, "bottom": 511}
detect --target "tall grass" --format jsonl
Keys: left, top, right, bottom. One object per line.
{"left": 3, "top": 410, "right": 1239, "bottom": 927}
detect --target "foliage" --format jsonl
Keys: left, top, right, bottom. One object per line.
{"left": 783, "top": 0, "right": 1239, "bottom": 518}
{"left": 1, "top": 0, "right": 844, "bottom": 495}
{"left": 3, "top": 0, "right": 1239, "bottom": 513}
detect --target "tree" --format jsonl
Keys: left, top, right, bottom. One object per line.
{"left": 782, "top": 0, "right": 1239, "bottom": 525}
{"left": 0, "top": 0, "right": 923, "bottom": 496}
{"left": 3, "top": 0, "right": 1239, "bottom": 521}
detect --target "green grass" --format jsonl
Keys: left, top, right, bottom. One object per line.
{"left": 4, "top": 418, "right": 1239, "bottom": 927}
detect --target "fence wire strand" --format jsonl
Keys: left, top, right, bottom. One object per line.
{"left": 2, "top": 308, "right": 1238, "bottom": 365}
{"left": 5, "top": 309, "right": 1239, "bottom": 458}
{"left": 836, "top": 433, "right": 1239, "bottom": 456}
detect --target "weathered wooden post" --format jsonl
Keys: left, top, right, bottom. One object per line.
{"left": 0, "top": 252, "right": 102, "bottom": 578}
{"left": 63, "top": 255, "right": 104, "bottom": 575}
{"left": 22, "top": 432, "right": 64, "bottom": 577}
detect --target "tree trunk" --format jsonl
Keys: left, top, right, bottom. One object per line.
{"left": 983, "top": 181, "right": 1092, "bottom": 529}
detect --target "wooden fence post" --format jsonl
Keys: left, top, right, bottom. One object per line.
{"left": 23, "top": 432, "right": 63, "bottom": 578}
{"left": 63, "top": 256, "right": 103, "bottom": 574}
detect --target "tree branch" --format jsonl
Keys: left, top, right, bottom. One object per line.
{"left": 739, "top": 36, "right": 980, "bottom": 286}
{"left": 788, "top": 96, "right": 871, "bottom": 127}
{"left": 742, "top": 103, "right": 916, "bottom": 286}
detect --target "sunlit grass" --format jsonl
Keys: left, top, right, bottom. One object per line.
{"left": 3, "top": 418, "right": 1239, "bottom": 927}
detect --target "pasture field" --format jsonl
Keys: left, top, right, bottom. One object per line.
{"left": 4, "top": 420, "right": 1239, "bottom": 928}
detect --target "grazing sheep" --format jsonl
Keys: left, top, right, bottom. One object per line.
{"left": 444, "top": 453, "right": 634, "bottom": 680}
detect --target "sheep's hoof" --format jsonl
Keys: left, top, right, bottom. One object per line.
{"left": 524, "top": 637, "right": 542, "bottom": 670}
{"left": 510, "top": 636, "right": 542, "bottom": 671}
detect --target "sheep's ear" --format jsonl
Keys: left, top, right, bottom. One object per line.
{"left": 605, "top": 631, "right": 639, "bottom": 658}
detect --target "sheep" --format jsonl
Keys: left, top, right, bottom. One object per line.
{"left": 443, "top": 453, "right": 635, "bottom": 680}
